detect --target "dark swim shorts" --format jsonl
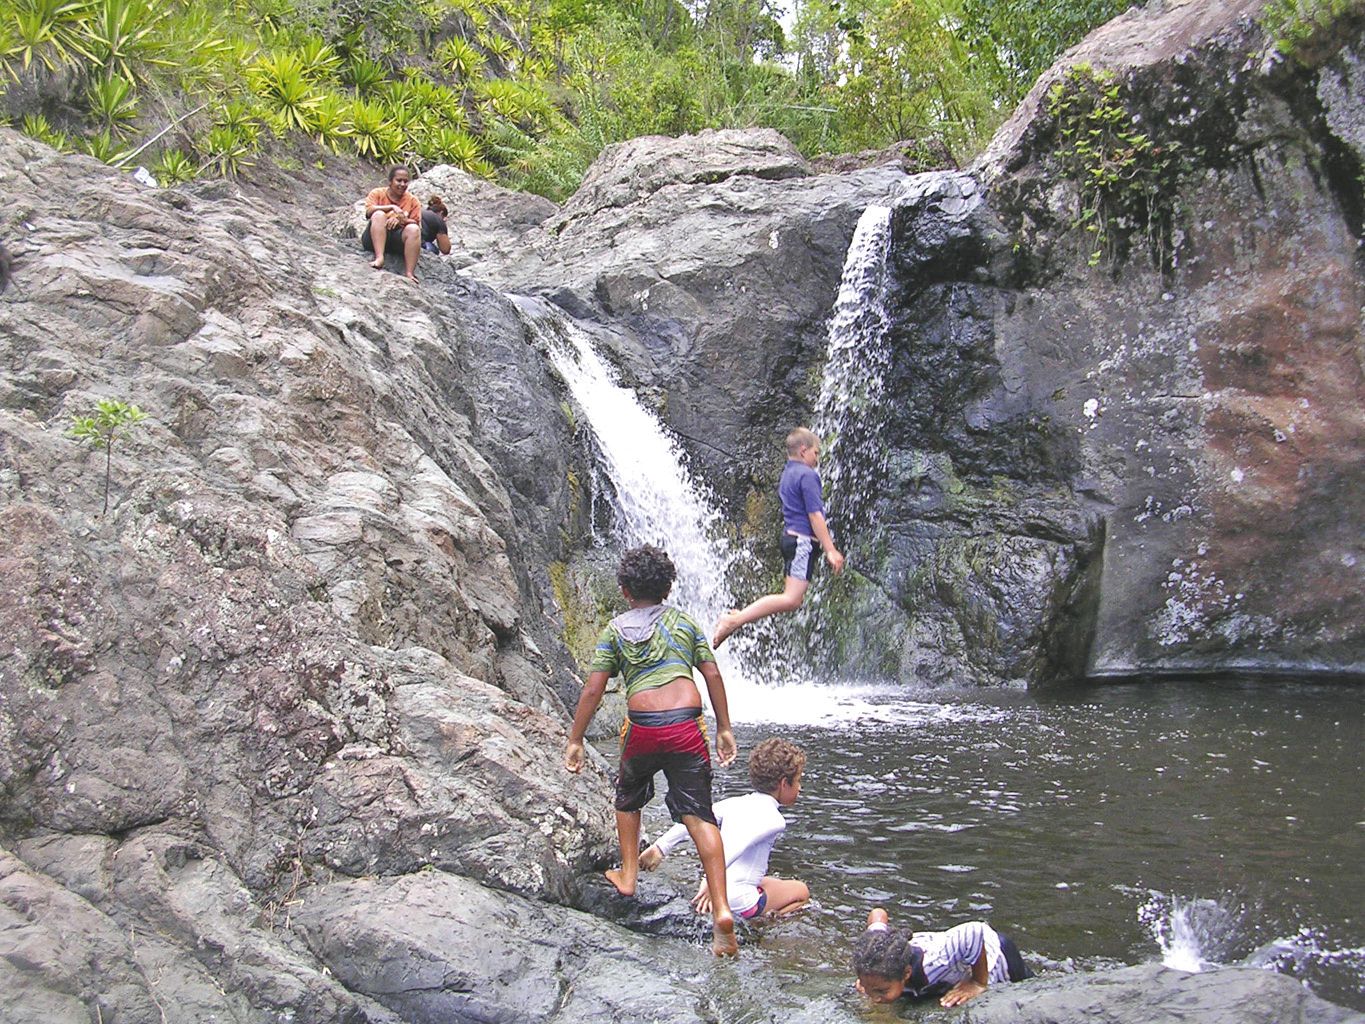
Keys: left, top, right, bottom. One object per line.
{"left": 615, "top": 711, "right": 716, "bottom": 825}
{"left": 780, "top": 532, "right": 821, "bottom": 582}
{"left": 361, "top": 224, "right": 410, "bottom": 255}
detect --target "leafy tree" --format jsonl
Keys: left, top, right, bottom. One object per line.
{"left": 69, "top": 398, "right": 148, "bottom": 514}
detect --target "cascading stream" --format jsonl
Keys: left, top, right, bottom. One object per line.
{"left": 811, "top": 204, "right": 896, "bottom": 535}
{"left": 799, "top": 204, "right": 898, "bottom": 669}
{"left": 517, "top": 293, "right": 905, "bottom": 723}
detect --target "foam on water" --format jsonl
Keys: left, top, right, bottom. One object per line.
{"left": 725, "top": 681, "right": 1014, "bottom": 727}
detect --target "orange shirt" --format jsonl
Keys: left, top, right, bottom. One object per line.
{"left": 365, "top": 186, "right": 421, "bottom": 225}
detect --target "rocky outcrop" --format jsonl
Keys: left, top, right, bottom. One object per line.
{"left": 0, "top": 131, "right": 627, "bottom": 1022}
{"left": 962, "top": 963, "right": 1363, "bottom": 1024}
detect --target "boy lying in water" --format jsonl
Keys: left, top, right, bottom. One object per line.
{"left": 853, "top": 908, "right": 1034, "bottom": 1007}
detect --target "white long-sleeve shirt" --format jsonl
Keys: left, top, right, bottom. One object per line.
{"left": 654, "top": 791, "right": 786, "bottom": 914}
{"left": 911, "top": 922, "right": 1009, "bottom": 992}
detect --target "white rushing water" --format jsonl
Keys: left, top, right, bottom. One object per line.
{"left": 1139, "top": 893, "right": 1247, "bottom": 973}
{"left": 811, "top": 204, "right": 896, "bottom": 530}
{"left": 800, "top": 203, "right": 898, "bottom": 661}
{"left": 514, "top": 204, "right": 906, "bottom": 724}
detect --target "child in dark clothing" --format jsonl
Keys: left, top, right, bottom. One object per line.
{"left": 713, "top": 427, "right": 845, "bottom": 647}
{"left": 564, "top": 545, "right": 740, "bottom": 956}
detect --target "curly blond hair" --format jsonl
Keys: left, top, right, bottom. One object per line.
{"left": 749, "top": 737, "right": 806, "bottom": 794}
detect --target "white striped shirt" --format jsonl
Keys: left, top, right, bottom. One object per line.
{"left": 911, "top": 922, "right": 1009, "bottom": 992}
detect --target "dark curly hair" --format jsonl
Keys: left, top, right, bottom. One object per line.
{"left": 853, "top": 925, "right": 921, "bottom": 983}
{"left": 749, "top": 738, "right": 805, "bottom": 793}
{"left": 617, "top": 545, "right": 676, "bottom": 603}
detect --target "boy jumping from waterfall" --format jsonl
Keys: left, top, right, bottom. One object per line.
{"left": 564, "top": 544, "right": 741, "bottom": 956}
{"left": 713, "top": 427, "right": 845, "bottom": 647}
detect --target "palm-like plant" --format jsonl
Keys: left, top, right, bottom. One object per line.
{"left": 348, "top": 99, "right": 401, "bottom": 162}
{"left": 84, "top": 0, "right": 172, "bottom": 84}
{"left": 293, "top": 35, "right": 340, "bottom": 82}
{"left": 343, "top": 54, "right": 387, "bottom": 95}
{"left": 477, "top": 76, "right": 549, "bottom": 126}
{"left": 476, "top": 29, "right": 516, "bottom": 69}
{"left": 250, "top": 50, "right": 320, "bottom": 133}
{"left": 310, "top": 91, "right": 351, "bottom": 152}
{"left": 214, "top": 99, "right": 262, "bottom": 145}
{"left": 2, "top": 0, "right": 95, "bottom": 75}
{"left": 198, "top": 123, "right": 255, "bottom": 176}
{"left": 85, "top": 74, "right": 137, "bottom": 128}
{"left": 422, "top": 124, "right": 483, "bottom": 170}
{"left": 443, "top": 0, "right": 489, "bottom": 31}
{"left": 435, "top": 35, "right": 484, "bottom": 81}
{"left": 151, "top": 147, "right": 196, "bottom": 184}
{"left": 81, "top": 127, "right": 132, "bottom": 163}
{"left": 21, "top": 111, "right": 71, "bottom": 149}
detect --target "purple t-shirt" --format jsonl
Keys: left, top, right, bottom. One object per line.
{"left": 779, "top": 459, "right": 825, "bottom": 537}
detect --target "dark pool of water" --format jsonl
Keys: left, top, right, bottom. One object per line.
{"left": 639, "top": 679, "right": 1363, "bottom": 1016}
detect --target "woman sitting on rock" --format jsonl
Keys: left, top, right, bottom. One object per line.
{"left": 421, "top": 195, "right": 451, "bottom": 255}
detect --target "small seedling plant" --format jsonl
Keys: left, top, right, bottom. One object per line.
{"left": 69, "top": 399, "right": 148, "bottom": 515}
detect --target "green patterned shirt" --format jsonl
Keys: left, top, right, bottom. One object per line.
{"left": 589, "top": 605, "right": 716, "bottom": 699}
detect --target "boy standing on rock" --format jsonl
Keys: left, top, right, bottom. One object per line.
{"left": 564, "top": 544, "right": 740, "bottom": 956}
{"left": 713, "top": 427, "right": 845, "bottom": 647}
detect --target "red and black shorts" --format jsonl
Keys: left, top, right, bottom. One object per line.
{"left": 616, "top": 707, "right": 716, "bottom": 826}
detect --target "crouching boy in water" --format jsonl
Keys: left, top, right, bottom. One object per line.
{"left": 640, "top": 737, "right": 810, "bottom": 922}
{"left": 563, "top": 545, "right": 740, "bottom": 956}
{"left": 853, "top": 908, "right": 1033, "bottom": 1007}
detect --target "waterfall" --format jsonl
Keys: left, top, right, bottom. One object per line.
{"left": 515, "top": 202, "right": 907, "bottom": 720}
{"left": 796, "top": 204, "right": 897, "bottom": 668}
{"left": 517, "top": 299, "right": 739, "bottom": 627}
{"left": 812, "top": 204, "right": 896, "bottom": 534}
{"left": 518, "top": 295, "right": 908, "bottom": 724}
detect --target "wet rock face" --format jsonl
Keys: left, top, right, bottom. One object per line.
{"left": 962, "top": 1, "right": 1365, "bottom": 681}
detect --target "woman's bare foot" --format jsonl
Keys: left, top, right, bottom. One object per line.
{"left": 369, "top": 257, "right": 385, "bottom": 270}
{"left": 604, "top": 868, "right": 636, "bottom": 896}
{"left": 712, "top": 610, "right": 742, "bottom": 648}
{"left": 712, "top": 912, "right": 738, "bottom": 957}
{"left": 404, "top": 273, "right": 418, "bottom": 283}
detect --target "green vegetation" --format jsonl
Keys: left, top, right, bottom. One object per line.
{"left": 2, "top": 0, "right": 1138, "bottom": 199}
{"left": 1261, "top": 0, "right": 1365, "bottom": 61}
{"left": 548, "top": 559, "right": 619, "bottom": 671}
{"left": 68, "top": 398, "right": 148, "bottom": 514}
{"left": 1046, "top": 63, "right": 1184, "bottom": 268}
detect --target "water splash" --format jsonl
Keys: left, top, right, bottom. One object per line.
{"left": 1246, "top": 927, "right": 1365, "bottom": 997}
{"left": 1138, "top": 892, "right": 1249, "bottom": 972}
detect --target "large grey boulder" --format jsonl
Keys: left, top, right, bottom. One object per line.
{"left": 958, "top": 963, "right": 1364, "bottom": 1024}
{"left": 290, "top": 871, "right": 715, "bottom": 1024}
